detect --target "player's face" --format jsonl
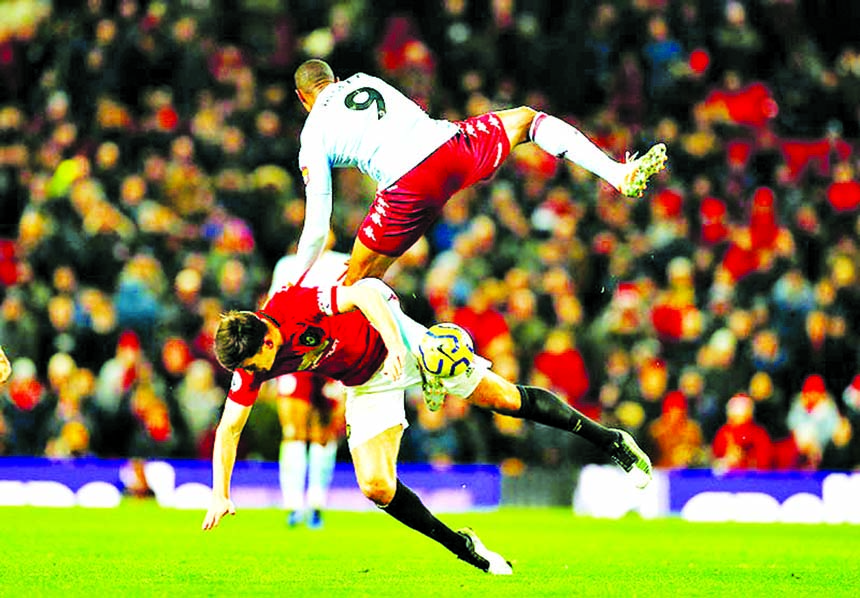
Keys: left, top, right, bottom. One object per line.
{"left": 240, "top": 333, "right": 278, "bottom": 373}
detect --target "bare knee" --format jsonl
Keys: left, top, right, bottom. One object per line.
{"left": 357, "top": 475, "right": 397, "bottom": 506}
{"left": 496, "top": 106, "right": 538, "bottom": 147}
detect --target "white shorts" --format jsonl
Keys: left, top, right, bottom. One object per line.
{"left": 343, "top": 279, "right": 490, "bottom": 450}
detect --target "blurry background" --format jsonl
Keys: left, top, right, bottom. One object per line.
{"left": 0, "top": 0, "right": 859, "bottom": 508}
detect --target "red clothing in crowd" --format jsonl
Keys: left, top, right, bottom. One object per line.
{"left": 703, "top": 81, "right": 778, "bottom": 130}
{"left": 533, "top": 347, "right": 593, "bottom": 417}
{"left": 452, "top": 305, "right": 510, "bottom": 357}
{"left": 712, "top": 420, "right": 773, "bottom": 471}
{"left": 778, "top": 137, "right": 852, "bottom": 183}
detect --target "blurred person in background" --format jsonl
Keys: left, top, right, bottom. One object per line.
{"left": 407, "top": 397, "right": 461, "bottom": 466}
{"left": 288, "top": 58, "right": 666, "bottom": 286}
{"left": 44, "top": 355, "right": 97, "bottom": 458}
{"left": 786, "top": 374, "right": 840, "bottom": 469}
{"left": 94, "top": 330, "right": 145, "bottom": 456}
{"left": 274, "top": 371, "right": 344, "bottom": 530}
{"left": 127, "top": 374, "right": 177, "bottom": 459}
{"left": 174, "top": 358, "right": 222, "bottom": 459}
{"left": 820, "top": 415, "right": 860, "bottom": 471}
{"left": 712, "top": 392, "right": 773, "bottom": 472}
{"left": 745, "top": 370, "right": 796, "bottom": 468}
{"left": 1, "top": 357, "right": 54, "bottom": 455}
{"left": 646, "top": 390, "right": 706, "bottom": 468}
{"left": 0, "top": 291, "right": 41, "bottom": 368}
{"left": 531, "top": 327, "right": 594, "bottom": 420}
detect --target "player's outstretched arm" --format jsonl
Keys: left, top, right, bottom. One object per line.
{"left": 202, "top": 399, "right": 252, "bottom": 530}
{"left": 336, "top": 282, "right": 407, "bottom": 380}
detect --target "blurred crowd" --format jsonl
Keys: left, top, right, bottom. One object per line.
{"left": 1, "top": 0, "right": 859, "bottom": 474}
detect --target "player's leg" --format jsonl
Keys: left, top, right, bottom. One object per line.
{"left": 343, "top": 237, "right": 398, "bottom": 285}
{"left": 494, "top": 106, "right": 667, "bottom": 198}
{"left": 277, "top": 392, "right": 310, "bottom": 526}
{"left": 350, "top": 424, "right": 511, "bottom": 574}
{"left": 465, "top": 370, "right": 652, "bottom": 488}
{"left": 305, "top": 399, "right": 340, "bottom": 529}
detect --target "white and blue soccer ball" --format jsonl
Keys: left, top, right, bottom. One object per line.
{"left": 418, "top": 323, "right": 475, "bottom": 377}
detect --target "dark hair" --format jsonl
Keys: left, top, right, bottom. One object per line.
{"left": 215, "top": 311, "right": 267, "bottom": 371}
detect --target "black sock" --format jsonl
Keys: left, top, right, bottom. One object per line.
{"left": 514, "top": 385, "right": 617, "bottom": 449}
{"left": 381, "top": 480, "right": 470, "bottom": 559}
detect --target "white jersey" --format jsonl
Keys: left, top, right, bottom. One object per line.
{"left": 294, "top": 73, "right": 458, "bottom": 275}
{"left": 269, "top": 250, "right": 350, "bottom": 294}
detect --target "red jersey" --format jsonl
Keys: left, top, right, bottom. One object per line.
{"left": 227, "top": 285, "right": 387, "bottom": 406}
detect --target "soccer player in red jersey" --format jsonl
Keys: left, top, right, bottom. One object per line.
{"left": 287, "top": 59, "right": 667, "bottom": 286}
{"left": 275, "top": 371, "right": 343, "bottom": 529}
{"left": 201, "top": 279, "right": 651, "bottom": 574}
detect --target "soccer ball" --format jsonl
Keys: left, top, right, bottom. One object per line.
{"left": 418, "top": 323, "right": 475, "bottom": 377}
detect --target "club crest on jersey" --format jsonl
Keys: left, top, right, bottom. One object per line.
{"left": 300, "top": 325, "right": 324, "bottom": 346}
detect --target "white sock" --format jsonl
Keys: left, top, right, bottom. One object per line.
{"left": 306, "top": 441, "right": 337, "bottom": 509}
{"left": 529, "top": 112, "right": 625, "bottom": 188}
{"left": 279, "top": 440, "right": 307, "bottom": 511}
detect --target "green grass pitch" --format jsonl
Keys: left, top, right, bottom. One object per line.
{"left": 1, "top": 502, "right": 859, "bottom": 597}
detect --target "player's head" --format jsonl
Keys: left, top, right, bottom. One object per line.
{"left": 294, "top": 59, "right": 336, "bottom": 112}
{"left": 215, "top": 311, "right": 278, "bottom": 372}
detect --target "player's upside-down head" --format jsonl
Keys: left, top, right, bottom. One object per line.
{"left": 215, "top": 310, "right": 268, "bottom": 371}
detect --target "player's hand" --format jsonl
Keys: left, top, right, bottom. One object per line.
{"left": 382, "top": 343, "right": 406, "bottom": 381}
{"left": 202, "top": 495, "right": 236, "bottom": 531}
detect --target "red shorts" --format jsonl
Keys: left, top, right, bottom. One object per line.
{"left": 276, "top": 372, "right": 342, "bottom": 410}
{"left": 357, "top": 113, "right": 511, "bottom": 257}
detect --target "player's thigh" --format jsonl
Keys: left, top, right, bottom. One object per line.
{"left": 464, "top": 369, "right": 521, "bottom": 413}
{"left": 277, "top": 396, "right": 311, "bottom": 440}
{"left": 350, "top": 425, "right": 403, "bottom": 498}
{"left": 494, "top": 106, "right": 537, "bottom": 147}
{"left": 344, "top": 237, "right": 397, "bottom": 285}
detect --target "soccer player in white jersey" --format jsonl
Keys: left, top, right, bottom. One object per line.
{"left": 269, "top": 247, "right": 348, "bottom": 529}
{"left": 201, "top": 278, "right": 652, "bottom": 575}
{"left": 290, "top": 58, "right": 667, "bottom": 285}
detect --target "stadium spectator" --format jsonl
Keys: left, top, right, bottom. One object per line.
{"left": 786, "top": 374, "right": 841, "bottom": 469}
{"left": 44, "top": 358, "right": 97, "bottom": 458}
{"left": 1, "top": 357, "right": 53, "bottom": 455}
{"left": 173, "top": 358, "right": 223, "bottom": 459}
{"left": 819, "top": 415, "right": 860, "bottom": 472}
{"left": 530, "top": 327, "right": 594, "bottom": 420}
{"left": 712, "top": 392, "right": 773, "bottom": 472}
{"left": 646, "top": 390, "right": 706, "bottom": 468}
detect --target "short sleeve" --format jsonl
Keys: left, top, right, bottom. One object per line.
{"left": 226, "top": 369, "right": 261, "bottom": 406}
